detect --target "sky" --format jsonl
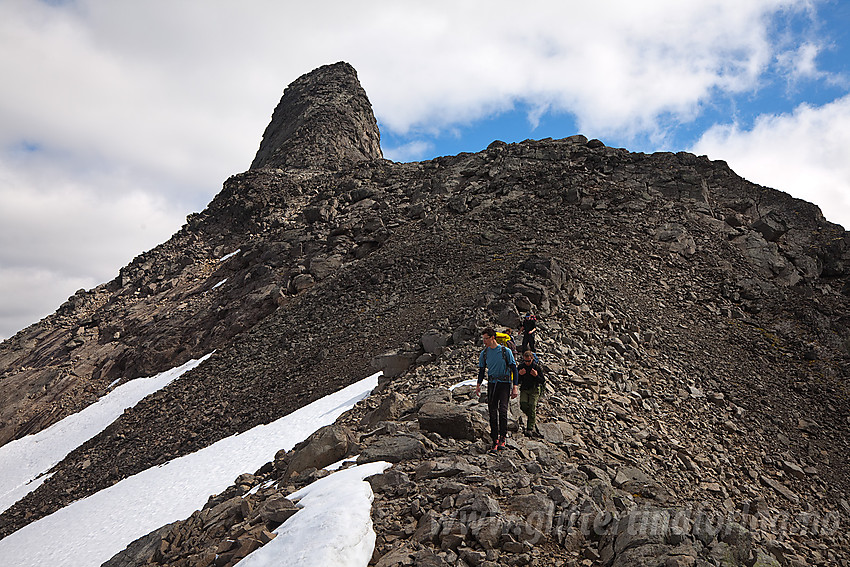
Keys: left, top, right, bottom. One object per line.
{"left": 1, "top": 0, "right": 849, "bottom": 339}
{"left": 0, "top": 357, "right": 385, "bottom": 567}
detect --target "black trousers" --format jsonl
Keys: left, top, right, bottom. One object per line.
{"left": 487, "top": 381, "right": 512, "bottom": 442}
{"left": 521, "top": 333, "right": 536, "bottom": 353}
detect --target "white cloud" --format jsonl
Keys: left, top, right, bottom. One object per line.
{"left": 1, "top": 1, "right": 815, "bottom": 156}
{"left": 777, "top": 42, "right": 824, "bottom": 81}
{"left": 382, "top": 140, "right": 434, "bottom": 163}
{"left": 691, "top": 94, "right": 850, "bottom": 229}
{"left": 0, "top": 157, "right": 186, "bottom": 339}
{"left": 355, "top": 0, "right": 807, "bottom": 138}
{"left": 0, "top": 267, "right": 94, "bottom": 341}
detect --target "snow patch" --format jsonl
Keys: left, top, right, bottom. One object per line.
{"left": 239, "top": 461, "right": 391, "bottom": 567}
{"left": 0, "top": 354, "right": 212, "bottom": 514}
{"left": 0, "top": 372, "right": 380, "bottom": 567}
{"left": 218, "top": 248, "right": 241, "bottom": 262}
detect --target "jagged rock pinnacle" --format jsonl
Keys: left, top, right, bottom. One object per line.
{"left": 250, "top": 61, "right": 383, "bottom": 171}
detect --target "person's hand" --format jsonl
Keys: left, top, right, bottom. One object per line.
{"left": 474, "top": 384, "right": 481, "bottom": 397}
{"left": 511, "top": 385, "right": 519, "bottom": 399}
{"left": 519, "top": 368, "right": 526, "bottom": 375}
{"left": 530, "top": 368, "right": 537, "bottom": 377}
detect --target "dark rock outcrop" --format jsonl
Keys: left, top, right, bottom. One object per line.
{"left": 250, "top": 61, "right": 382, "bottom": 171}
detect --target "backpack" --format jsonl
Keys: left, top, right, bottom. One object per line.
{"left": 495, "top": 332, "right": 518, "bottom": 354}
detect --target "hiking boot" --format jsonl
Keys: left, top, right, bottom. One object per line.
{"left": 497, "top": 437, "right": 506, "bottom": 450}
{"left": 490, "top": 440, "right": 500, "bottom": 452}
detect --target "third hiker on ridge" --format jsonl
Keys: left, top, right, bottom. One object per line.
{"left": 519, "top": 312, "right": 537, "bottom": 353}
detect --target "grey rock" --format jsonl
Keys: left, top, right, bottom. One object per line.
{"left": 101, "top": 522, "right": 177, "bottom": 567}
{"left": 413, "top": 511, "right": 441, "bottom": 544}
{"left": 752, "top": 549, "right": 782, "bottom": 567}
{"left": 285, "top": 424, "right": 353, "bottom": 476}
{"left": 308, "top": 254, "right": 343, "bottom": 280}
{"left": 506, "top": 517, "right": 546, "bottom": 546}
{"left": 613, "top": 509, "right": 671, "bottom": 554}
{"left": 468, "top": 516, "right": 506, "bottom": 550}
{"left": 372, "top": 350, "right": 420, "bottom": 379}
{"left": 780, "top": 460, "right": 807, "bottom": 480}
{"left": 459, "top": 492, "right": 502, "bottom": 516}
{"left": 357, "top": 435, "right": 425, "bottom": 464}
{"left": 421, "top": 329, "right": 452, "bottom": 354}
{"left": 718, "top": 521, "right": 752, "bottom": 564}
{"left": 290, "top": 273, "right": 315, "bottom": 292}
{"left": 759, "top": 475, "right": 800, "bottom": 504}
{"left": 418, "top": 401, "right": 479, "bottom": 441}
{"left": 360, "top": 392, "right": 414, "bottom": 428}
{"left": 415, "top": 387, "right": 452, "bottom": 409}
{"left": 752, "top": 212, "right": 788, "bottom": 242}
{"left": 375, "top": 545, "right": 415, "bottom": 567}
{"left": 655, "top": 223, "right": 696, "bottom": 256}
{"left": 610, "top": 544, "right": 675, "bottom": 567}
{"left": 255, "top": 495, "right": 299, "bottom": 524}
{"left": 509, "top": 493, "right": 555, "bottom": 533}
{"left": 368, "top": 468, "right": 413, "bottom": 494}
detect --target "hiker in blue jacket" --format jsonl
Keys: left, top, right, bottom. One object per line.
{"left": 475, "top": 326, "right": 518, "bottom": 451}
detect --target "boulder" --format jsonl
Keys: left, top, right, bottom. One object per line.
{"left": 537, "top": 421, "right": 574, "bottom": 444}
{"left": 101, "top": 522, "right": 178, "bottom": 567}
{"left": 752, "top": 212, "right": 788, "bottom": 242}
{"left": 371, "top": 350, "right": 420, "bottom": 378}
{"left": 655, "top": 223, "right": 696, "bottom": 256}
{"left": 421, "top": 329, "right": 451, "bottom": 354}
{"left": 357, "top": 436, "right": 425, "bottom": 464}
{"left": 418, "top": 402, "right": 479, "bottom": 441}
{"left": 613, "top": 509, "right": 671, "bottom": 554}
{"left": 509, "top": 493, "right": 555, "bottom": 533}
{"left": 360, "top": 392, "right": 414, "bottom": 427}
{"left": 308, "top": 255, "right": 343, "bottom": 280}
{"left": 468, "top": 516, "right": 506, "bottom": 550}
{"left": 415, "top": 387, "right": 452, "bottom": 409}
{"left": 285, "top": 424, "right": 353, "bottom": 476}
{"left": 255, "top": 495, "right": 299, "bottom": 524}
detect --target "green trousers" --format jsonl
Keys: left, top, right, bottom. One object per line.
{"left": 519, "top": 386, "right": 541, "bottom": 430}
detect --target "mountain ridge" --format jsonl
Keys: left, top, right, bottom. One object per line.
{"left": 1, "top": 61, "right": 848, "bottom": 565}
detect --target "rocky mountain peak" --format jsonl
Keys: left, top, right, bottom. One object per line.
{"left": 249, "top": 61, "right": 383, "bottom": 171}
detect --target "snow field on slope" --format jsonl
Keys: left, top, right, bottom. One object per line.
{"left": 0, "top": 354, "right": 212, "bottom": 514}
{"left": 0, "top": 370, "right": 381, "bottom": 567}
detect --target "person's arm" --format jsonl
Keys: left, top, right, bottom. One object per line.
{"left": 475, "top": 353, "right": 486, "bottom": 395}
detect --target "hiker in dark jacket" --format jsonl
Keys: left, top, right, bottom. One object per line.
{"left": 517, "top": 350, "right": 545, "bottom": 437}
{"left": 475, "top": 327, "right": 518, "bottom": 451}
{"left": 519, "top": 313, "right": 537, "bottom": 353}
